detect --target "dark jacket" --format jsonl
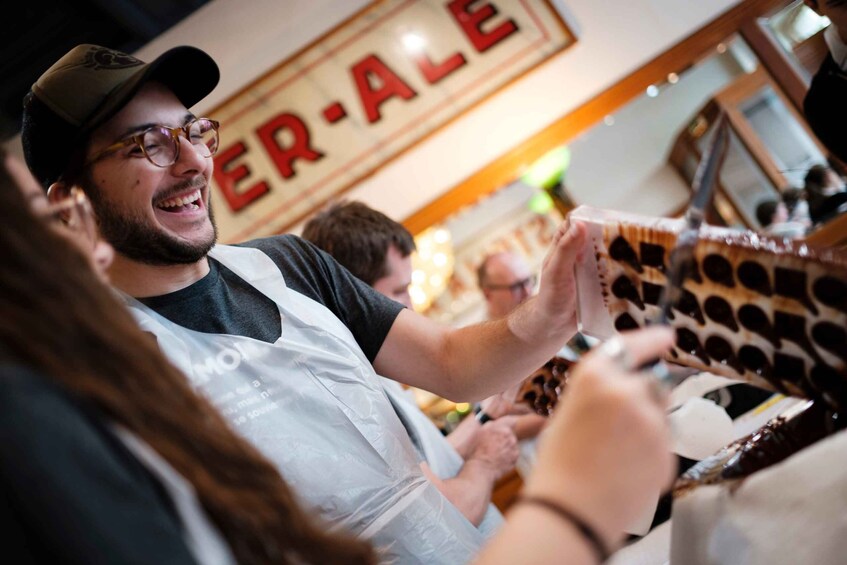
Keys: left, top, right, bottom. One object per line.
{"left": 804, "top": 54, "right": 847, "bottom": 164}
{"left": 0, "top": 364, "right": 198, "bottom": 564}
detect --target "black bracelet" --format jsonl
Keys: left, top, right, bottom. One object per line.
{"left": 473, "top": 404, "right": 493, "bottom": 424}
{"left": 516, "top": 495, "right": 610, "bottom": 563}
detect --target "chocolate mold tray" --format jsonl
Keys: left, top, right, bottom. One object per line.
{"left": 570, "top": 205, "right": 847, "bottom": 410}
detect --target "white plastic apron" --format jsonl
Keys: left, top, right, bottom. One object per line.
{"left": 120, "top": 244, "right": 485, "bottom": 564}
{"left": 379, "top": 378, "right": 503, "bottom": 539}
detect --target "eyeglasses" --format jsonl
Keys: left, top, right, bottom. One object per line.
{"left": 484, "top": 274, "right": 537, "bottom": 294}
{"left": 85, "top": 117, "right": 220, "bottom": 168}
{"left": 39, "top": 188, "right": 98, "bottom": 248}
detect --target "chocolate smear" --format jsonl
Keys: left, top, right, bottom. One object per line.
{"left": 811, "top": 322, "right": 847, "bottom": 364}
{"left": 737, "top": 260, "right": 772, "bottom": 296}
{"left": 738, "top": 305, "right": 779, "bottom": 347}
{"left": 813, "top": 276, "right": 847, "bottom": 314}
{"left": 773, "top": 352, "right": 806, "bottom": 389}
{"left": 639, "top": 242, "right": 666, "bottom": 272}
{"left": 703, "top": 254, "right": 735, "bottom": 288}
{"left": 614, "top": 312, "right": 640, "bottom": 332}
{"left": 774, "top": 267, "right": 818, "bottom": 315}
{"left": 705, "top": 335, "right": 744, "bottom": 375}
{"left": 774, "top": 311, "right": 823, "bottom": 364}
{"left": 642, "top": 281, "right": 664, "bottom": 306}
{"left": 676, "top": 328, "right": 711, "bottom": 366}
{"left": 739, "top": 345, "right": 772, "bottom": 378}
{"left": 612, "top": 275, "right": 645, "bottom": 310}
{"left": 704, "top": 295, "right": 738, "bottom": 331}
{"left": 609, "top": 236, "right": 643, "bottom": 273}
{"left": 674, "top": 288, "right": 705, "bottom": 325}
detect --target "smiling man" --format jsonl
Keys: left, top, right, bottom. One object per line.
{"left": 21, "top": 44, "right": 585, "bottom": 564}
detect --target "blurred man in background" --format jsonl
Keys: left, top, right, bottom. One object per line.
{"left": 303, "top": 200, "right": 524, "bottom": 534}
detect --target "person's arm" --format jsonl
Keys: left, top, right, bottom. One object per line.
{"left": 374, "top": 221, "right": 587, "bottom": 401}
{"left": 421, "top": 420, "right": 519, "bottom": 525}
{"left": 444, "top": 412, "right": 484, "bottom": 458}
{"left": 512, "top": 412, "right": 548, "bottom": 441}
{"left": 447, "top": 407, "right": 547, "bottom": 459}
{"left": 474, "top": 327, "right": 676, "bottom": 564}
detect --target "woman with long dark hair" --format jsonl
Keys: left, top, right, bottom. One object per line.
{"left": 1, "top": 145, "right": 675, "bottom": 564}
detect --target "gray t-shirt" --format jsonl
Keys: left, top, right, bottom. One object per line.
{"left": 138, "top": 235, "right": 404, "bottom": 361}
{"left": 127, "top": 239, "right": 487, "bottom": 564}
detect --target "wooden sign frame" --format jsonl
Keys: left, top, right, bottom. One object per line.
{"left": 208, "top": 0, "right": 577, "bottom": 242}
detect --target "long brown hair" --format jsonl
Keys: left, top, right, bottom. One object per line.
{"left": 0, "top": 152, "right": 375, "bottom": 564}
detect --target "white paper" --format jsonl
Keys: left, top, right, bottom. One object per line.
{"left": 668, "top": 373, "right": 739, "bottom": 411}
{"left": 671, "top": 427, "right": 847, "bottom": 564}
{"left": 668, "top": 396, "right": 735, "bottom": 461}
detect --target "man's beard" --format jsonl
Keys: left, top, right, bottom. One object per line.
{"left": 82, "top": 175, "right": 217, "bottom": 266}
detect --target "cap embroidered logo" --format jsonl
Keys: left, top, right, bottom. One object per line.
{"left": 84, "top": 47, "right": 143, "bottom": 71}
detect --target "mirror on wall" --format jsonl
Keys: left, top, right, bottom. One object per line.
{"left": 413, "top": 34, "right": 774, "bottom": 325}
{"left": 763, "top": 0, "right": 831, "bottom": 77}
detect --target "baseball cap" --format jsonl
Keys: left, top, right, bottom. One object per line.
{"left": 21, "top": 44, "right": 220, "bottom": 189}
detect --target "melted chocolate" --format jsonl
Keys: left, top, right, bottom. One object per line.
{"left": 612, "top": 275, "right": 645, "bottom": 310}
{"left": 639, "top": 242, "right": 666, "bottom": 271}
{"left": 704, "top": 296, "right": 738, "bottom": 331}
{"left": 738, "top": 305, "right": 779, "bottom": 347}
{"left": 772, "top": 352, "right": 805, "bottom": 388}
{"left": 774, "top": 311, "right": 822, "bottom": 363}
{"left": 813, "top": 276, "right": 847, "bottom": 314}
{"left": 739, "top": 345, "right": 772, "bottom": 378}
{"left": 614, "top": 312, "right": 640, "bottom": 332}
{"left": 774, "top": 267, "right": 818, "bottom": 315}
{"left": 703, "top": 254, "right": 735, "bottom": 288}
{"left": 684, "top": 257, "right": 703, "bottom": 284}
{"left": 544, "top": 378, "right": 561, "bottom": 393}
{"left": 811, "top": 322, "right": 847, "bottom": 364}
{"left": 520, "top": 357, "right": 573, "bottom": 416}
{"left": 737, "top": 260, "right": 772, "bottom": 296}
{"left": 705, "top": 335, "right": 744, "bottom": 375}
{"left": 719, "top": 400, "right": 832, "bottom": 480}
{"left": 609, "top": 236, "right": 643, "bottom": 273}
{"left": 676, "top": 328, "right": 711, "bottom": 366}
{"left": 642, "top": 281, "right": 664, "bottom": 306}
{"left": 674, "top": 289, "right": 705, "bottom": 325}
{"left": 810, "top": 365, "right": 847, "bottom": 410}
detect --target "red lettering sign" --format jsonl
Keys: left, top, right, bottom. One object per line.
{"left": 448, "top": 0, "right": 519, "bottom": 53}
{"left": 352, "top": 54, "right": 418, "bottom": 123}
{"left": 213, "top": 141, "right": 269, "bottom": 212}
{"left": 208, "top": 0, "right": 574, "bottom": 241}
{"left": 414, "top": 49, "right": 467, "bottom": 85}
{"left": 256, "top": 113, "right": 324, "bottom": 179}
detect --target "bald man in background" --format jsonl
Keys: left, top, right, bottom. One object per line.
{"left": 477, "top": 251, "right": 594, "bottom": 357}
{"left": 478, "top": 252, "right": 537, "bottom": 320}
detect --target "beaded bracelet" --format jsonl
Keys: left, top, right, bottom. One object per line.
{"left": 516, "top": 495, "right": 610, "bottom": 563}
